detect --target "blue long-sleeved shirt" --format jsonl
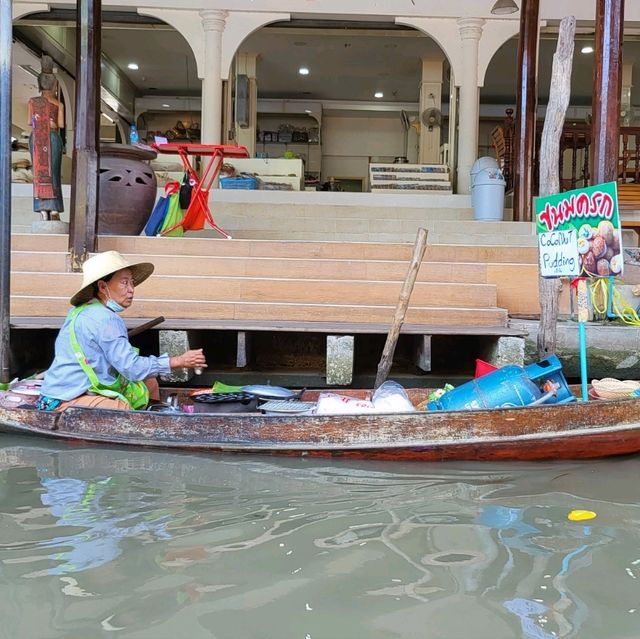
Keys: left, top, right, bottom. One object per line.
{"left": 41, "top": 301, "right": 171, "bottom": 401}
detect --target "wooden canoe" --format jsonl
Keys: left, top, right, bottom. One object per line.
{"left": 1, "top": 388, "right": 640, "bottom": 461}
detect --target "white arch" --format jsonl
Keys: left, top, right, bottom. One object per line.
{"left": 397, "top": 16, "right": 520, "bottom": 88}
{"left": 221, "top": 12, "right": 290, "bottom": 80}
{"left": 136, "top": 8, "right": 205, "bottom": 77}
{"left": 12, "top": 2, "right": 49, "bottom": 20}
{"left": 396, "top": 17, "right": 461, "bottom": 85}
{"left": 477, "top": 19, "right": 522, "bottom": 87}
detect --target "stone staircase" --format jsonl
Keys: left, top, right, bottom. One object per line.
{"left": 8, "top": 234, "right": 548, "bottom": 328}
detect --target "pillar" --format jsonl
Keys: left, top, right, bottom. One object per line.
{"left": 621, "top": 62, "right": 633, "bottom": 126}
{"left": 69, "top": 0, "right": 101, "bottom": 268}
{"left": 456, "top": 18, "right": 484, "bottom": 194}
{"left": 418, "top": 58, "right": 444, "bottom": 164}
{"left": 1, "top": 0, "right": 13, "bottom": 382}
{"left": 235, "top": 52, "right": 258, "bottom": 157}
{"left": 592, "top": 0, "right": 625, "bottom": 184}
{"left": 513, "top": 0, "right": 540, "bottom": 222}
{"left": 200, "top": 10, "right": 226, "bottom": 144}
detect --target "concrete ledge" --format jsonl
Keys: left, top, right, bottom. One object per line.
{"left": 210, "top": 188, "right": 473, "bottom": 209}
{"left": 511, "top": 318, "right": 640, "bottom": 379}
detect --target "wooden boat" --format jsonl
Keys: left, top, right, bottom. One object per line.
{"left": 1, "top": 388, "right": 640, "bottom": 461}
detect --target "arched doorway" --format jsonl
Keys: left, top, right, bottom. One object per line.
{"left": 231, "top": 19, "right": 452, "bottom": 192}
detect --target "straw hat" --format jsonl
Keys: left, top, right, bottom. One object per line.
{"left": 70, "top": 250, "right": 154, "bottom": 306}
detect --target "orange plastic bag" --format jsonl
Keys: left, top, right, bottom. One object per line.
{"left": 160, "top": 188, "right": 209, "bottom": 235}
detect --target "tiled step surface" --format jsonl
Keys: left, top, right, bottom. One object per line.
{"left": 9, "top": 234, "right": 517, "bottom": 327}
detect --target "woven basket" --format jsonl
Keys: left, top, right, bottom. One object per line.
{"left": 591, "top": 378, "right": 640, "bottom": 400}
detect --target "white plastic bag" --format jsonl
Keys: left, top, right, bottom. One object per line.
{"left": 315, "top": 393, "right": 376, "bottom": 415}
{"left": 371, "top": 381, "right": 416, "bottom": 413}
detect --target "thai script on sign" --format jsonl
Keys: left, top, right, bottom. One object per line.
{"left": 537, "top": 190, "right": 614, "bottom": 232}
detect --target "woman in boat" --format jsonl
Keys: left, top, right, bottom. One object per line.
{"left": 37, "top": 251, "right": 206, "bottom": 411}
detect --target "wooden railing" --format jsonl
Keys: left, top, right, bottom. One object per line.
{"left": 491, "top": 110, "right": 640, "bottom": 198}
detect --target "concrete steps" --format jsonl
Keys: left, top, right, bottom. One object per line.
{"left": 10, "top": 233, "right": 515, "bottom": 328}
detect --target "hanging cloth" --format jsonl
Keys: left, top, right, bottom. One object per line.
{"left": 29, "top": 96, "right": 57, "bottom": 200}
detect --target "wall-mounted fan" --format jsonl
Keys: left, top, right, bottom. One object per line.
{"left": 421, "top": 107, "right": 442, "bottom": 131}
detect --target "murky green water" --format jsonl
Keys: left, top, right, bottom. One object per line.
{"left": 0, "top": 436, "right": 639, "bottom": 639}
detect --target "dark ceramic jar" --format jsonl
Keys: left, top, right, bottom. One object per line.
{"left": 98, "top": 144, "right": 157, "bottom": 235}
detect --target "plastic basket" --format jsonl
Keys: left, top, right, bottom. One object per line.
{"left": 220, "top": 176, "right": 258, "bottom": 190}
{"left": 591, "top": 378, "right": 640, "bottom": 400}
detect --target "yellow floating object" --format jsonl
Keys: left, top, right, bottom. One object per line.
{"left": 568, "top": 510, "right": 597, "bottom": 521}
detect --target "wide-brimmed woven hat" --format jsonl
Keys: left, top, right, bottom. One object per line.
{"left": 70, "top": 250, "right": 154, "bottom": 306}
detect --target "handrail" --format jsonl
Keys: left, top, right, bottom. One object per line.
{"left": 494, "top": 109, "right": 640, "bottom": 196}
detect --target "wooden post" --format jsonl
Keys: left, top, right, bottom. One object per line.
{"left": 513, "top": 0, "right": 540, "bottom": 222}
{"left": 69, "top": 0, "right": 101, "bottom": 271}
{"left": 375, "top": 228, "right": 428, "bottom": 389}
{"left": 537, "top": 16, "right": 576, "bottom": 359}
{"left": 0, "top": 0, "right": 12, "bottom": 382}
{"left": 592, "top": 0, "right": 625, "bottom": 184}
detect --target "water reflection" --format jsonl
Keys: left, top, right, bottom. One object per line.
{"left": 0, "top": 437, "right": 638, "bottom": 638}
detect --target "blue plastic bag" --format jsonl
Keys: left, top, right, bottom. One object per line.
{"left": 143, "top": 182, "right": 180, "bottom": 236}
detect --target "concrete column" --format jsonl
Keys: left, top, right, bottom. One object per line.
{"left": 418, "top": 58, "right": 444, "bottom": 164}
{"left": 235, "top": 52, "right": 258, "bottom": 157}
{"left": 456, "top": 18, "right": 484, "bottom": 194}
{"left": 621, "top": 62, "right": 633, "bottom": 126}
{"left": 200, "top": 10, "right": 227, "bottom": 144}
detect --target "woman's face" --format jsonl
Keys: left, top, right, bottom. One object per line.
{"left": 100, "top": 267, "right": 135, "bottom": 309}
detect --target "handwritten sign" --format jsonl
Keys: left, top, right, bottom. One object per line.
{"left": 539, "top": 229, "right": 579, "bottom": 277}
{"left": 535, "top": 181, "right": 623, "bottom": 278}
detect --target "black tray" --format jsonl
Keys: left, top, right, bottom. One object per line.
{"left": 192, "top": 392, "right": 254, "bottom": 404}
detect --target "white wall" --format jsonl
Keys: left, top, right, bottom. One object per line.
{"left": 321, "top": 112, "right": 420, "bottom": 184}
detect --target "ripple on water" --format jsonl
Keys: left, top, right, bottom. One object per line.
{"left": 0, "top": 441, "right": 640, "bottom": 639}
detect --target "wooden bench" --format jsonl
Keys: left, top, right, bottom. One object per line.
{"left": 10, "top": 316, "right": 527, "bottom": 383}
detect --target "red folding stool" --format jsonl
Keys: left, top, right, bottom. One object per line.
{"left": 153, "top": 143, "right": 249, "bottom": 238}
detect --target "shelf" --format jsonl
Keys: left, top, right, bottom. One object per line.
{"left": 257, "top": 141, "right": 319, "bottom": 146}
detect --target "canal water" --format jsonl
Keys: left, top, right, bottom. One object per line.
{"left": 0, "top": 436, "right": 639, "bottom": 639}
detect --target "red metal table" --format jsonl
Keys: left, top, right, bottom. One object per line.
{"left": 153, "top": 143, "right": 249, "bottom": 239}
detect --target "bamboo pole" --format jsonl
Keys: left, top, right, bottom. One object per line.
{"left": 0, "top": 0, "right": 13, "bottom": 383}
{"left": 537, "top": 15, "right": 576, "bottom": 358}
{"left": 375, "top": 227, "right": 428, "bottom": 389}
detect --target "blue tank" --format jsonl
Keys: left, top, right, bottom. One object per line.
{"left": 428, "top": 355, "right": 574, "bottom": 412}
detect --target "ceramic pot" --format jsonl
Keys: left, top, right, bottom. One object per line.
{"left": 98, "top": 144, "right": 157, "bottom": 235}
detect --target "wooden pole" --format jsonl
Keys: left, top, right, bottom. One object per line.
{"left": 513, "top": 0, "right": 540, "bottom": 223}
{"left": 69, "top": 0, "right": 101, "bottom": 271}
{"left": 0, "top": 0, "right": 13, "bottom": 383}
{"left": 127, "top": 316, "right": 165, "bottom": 338}
{"left": 375, "top": 227, "right": 428, "bottom": 389}
{"left": 592, "top": 0, "right": 625, "bottom": 184}
{"left": 537, "top": 16, "right": 576, "bottom": 359}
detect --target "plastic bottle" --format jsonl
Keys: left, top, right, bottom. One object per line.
{"left": 130, "top": 124, "right": 139, "bottom": 145}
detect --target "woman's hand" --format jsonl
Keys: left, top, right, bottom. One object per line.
{"left": 170, "top": 348, "right": 207, "bottom": 370}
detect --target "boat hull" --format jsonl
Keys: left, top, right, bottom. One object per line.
{"left": 1, "top": 397, "right": 640, "bottom": 461}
